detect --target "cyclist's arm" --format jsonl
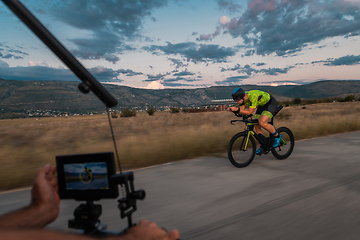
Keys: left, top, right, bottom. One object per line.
{"left": 239, "top": 106, "right": 255, "bottom": 116}
{"left": 227, "top": 106, "right": 239, "bottom": 112}
{"left": 227, "top": 105, "right": 254, "bottom": 115}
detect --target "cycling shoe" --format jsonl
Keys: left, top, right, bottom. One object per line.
{"left": 272, "top": 134, "right": 282, "bottom": 148}
{"left": 256, "top": 147, "right": 262, "bottom": 155}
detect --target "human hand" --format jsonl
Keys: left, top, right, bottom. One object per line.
{"left": 0, "top": 164, "right": 60, "bottom": 229}
{"left": 31, "top": 164, "right": 60, "bottom": 225}
{"left": 121, "top": 220, "right": 180, "bottom": 240}
{"left": 227, "top": 107, "right": 238, "bottom": 112}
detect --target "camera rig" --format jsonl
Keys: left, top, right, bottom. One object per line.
{"left": 68, "top": 172, "right": 145, "bottom": 235}
{"left": 2, "top": 0, "right": 146, "bottom": 235}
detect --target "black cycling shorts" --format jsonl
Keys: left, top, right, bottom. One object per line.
{"left": 255, "top": 96, "right": 278, "bottom": 118}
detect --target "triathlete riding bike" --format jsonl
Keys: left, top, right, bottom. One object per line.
{"left": 227, "top": 87, "right": 282, "bottom": 155}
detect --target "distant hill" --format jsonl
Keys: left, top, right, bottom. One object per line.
{"left": 0, "top": 79, "right": 103, "bottom": 112}
{"left": 0, "top": 79, "right": 359, "bottom": 116}
{"left": 282, "top": 80, "right": 360, "bottom": 99}
{"left": 0, "top": 79, "right": 294, "bottom": 113}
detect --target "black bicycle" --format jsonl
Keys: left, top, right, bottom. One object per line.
{"left": 227, "top": 105, "right": 294, "bottom": 168}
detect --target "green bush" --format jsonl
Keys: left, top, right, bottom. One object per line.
{"left": 292, "top": 98, "right": 302, "bottom": 105}
{"left": 111, "top": 111, "right": 118, "bottom": 118}
{"left": 305, "top": 99, "right": 318, "bottom": 104}
{"left": 120, "top": 108, "right": 136, "bottom": 117}
{"left": 170, "top": 107, "right": 180, "bottom": 113}
{"left": 344, "top": 94, "right": 355, "bottom": 102}
{"left": 147, "top": 107, "right": 155, "bottom": 116}
{"left": 321, "top": 98, "right": 332, "bottom": 103}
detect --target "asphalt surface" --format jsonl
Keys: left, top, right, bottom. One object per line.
{"left": 1, "top": 131, "right": 360, "bottom": 239}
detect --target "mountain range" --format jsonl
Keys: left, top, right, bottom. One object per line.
{"left": 1, "top": 78, "right": 360, "bottom": 115}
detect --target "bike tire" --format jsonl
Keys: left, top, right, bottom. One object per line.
{"left": 227, "top": 132, "right": 256, "bottom": 168}
{"left": 271, "top": 127, "right": 294, "bottom": 160}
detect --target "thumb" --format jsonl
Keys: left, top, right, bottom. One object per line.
{"left": 166, "top": 230, "right": 180, "bottom": 240}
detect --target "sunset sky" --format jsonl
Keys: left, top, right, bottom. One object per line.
{"left": 1, "top": 0, "right": 360, "bottom": 89}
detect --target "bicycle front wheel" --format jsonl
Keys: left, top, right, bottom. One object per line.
{"left": 227, "top": 132, "right": 256, "bottom": 168}
{"left": 271, "top": 127, "right": 294, "bottom": 160}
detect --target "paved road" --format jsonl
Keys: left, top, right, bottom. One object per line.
{"left": 1, "top": 131, "right": 360, "bottom": 239}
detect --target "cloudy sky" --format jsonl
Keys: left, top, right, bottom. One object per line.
{"left": 1, "top": 0, "right": 360, "bottom": 89}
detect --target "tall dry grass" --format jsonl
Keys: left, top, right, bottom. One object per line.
{"left": 1, "top": 101, "right": 360, "bottom": 190}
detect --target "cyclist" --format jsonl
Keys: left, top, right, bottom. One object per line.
{"left": 84, "top": 166, "right": 92, "bottom": 182}
{"left": 227, "top": 87, "right": 282, "bottom": 155}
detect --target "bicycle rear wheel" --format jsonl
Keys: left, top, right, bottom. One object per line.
{"left": 271, "top": 127, "right": 294, "bottom": 160}
{"left": 227, "top": 132, "right": 256, "bottom": 168}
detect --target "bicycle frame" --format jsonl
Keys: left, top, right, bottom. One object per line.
{"left": 240, "top": 121, "right": 273, "bottom": 153}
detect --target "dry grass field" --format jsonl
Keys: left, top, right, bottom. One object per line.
{"left": 1, "top": 101, "right": 360, "bottom": 190}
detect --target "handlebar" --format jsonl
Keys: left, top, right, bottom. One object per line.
{"left": 230, "top": 110, "right": 254, "bottom": 125}
{"left": 231, "top": 110, "right": 252, "bottom": 119}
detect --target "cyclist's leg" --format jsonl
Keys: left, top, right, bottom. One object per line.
{"left": 258, "top": 113, "right": 282, "bottom": 148}
{"left": 258, "top": 114, "right": 276, "bottom": 135}
{"left": 258, "top": 97, "right": 282, "bottom": 147}
{"left": 254, "top": 108, "right": 265, "bottom": 154}
{"left": 257, "top": 97, "right": 278, "bottom": 136}
{"left": 254, "top": 107, "right": 264, "bottom": 135}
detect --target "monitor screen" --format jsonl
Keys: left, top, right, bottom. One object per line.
{"left": 56, "top": 152, "right": 119, "bottom": 201}
{"left": 64, "top": 162, "right": 110, "bottom": 190}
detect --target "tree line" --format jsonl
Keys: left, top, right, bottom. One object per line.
{"left": 279, "top": 94, "right": 358, "bottom": 106}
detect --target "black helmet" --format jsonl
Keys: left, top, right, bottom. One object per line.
{"left": 232, "top": 87, "right": 245, "bottom": 101}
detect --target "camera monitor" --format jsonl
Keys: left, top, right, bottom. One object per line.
{"left": 56, "top": 152, "right": 119, "bottom": 201}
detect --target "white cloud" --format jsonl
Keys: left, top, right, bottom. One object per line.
{"left": 28, "top": 61, "right": 49, "bottom": 67}
{"left": 343, "top": 15, "right": 355, "bottom": 21}
{"left": 102, "top": 82, "right": 124, "bottom": 86}
{"left": 146, "top": 81, "right": 164, "bottom": 89}
{"left": 219, "top": 16, "right": 231, "bottom": 25}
